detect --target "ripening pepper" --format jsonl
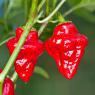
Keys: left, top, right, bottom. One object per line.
{"left": 45, "top": 22, "right": 88, "bottom": 79}
{"left": 6, "top": 27, "right": 44, "bottom": 82}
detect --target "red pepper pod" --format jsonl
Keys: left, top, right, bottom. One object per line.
{"left": 45, "top": 22, "right": 88, "bottom": 79}
{"left": 3, "top": 78, "right": 14, "bottom": 95}
{"left": 0, "top": 69, "right": 14, "bottom": 95}
{"left": 6, "top": 28, "right": 44, "bottom": 82}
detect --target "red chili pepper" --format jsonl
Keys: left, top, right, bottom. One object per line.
{"left": 0, "top": 69, "right": 14, "bottom": 95}
{"left": 45, "top": 22, "right": 88, "bottom": 79}
{"left": 6, "top": 27, "right": 44, "bottom": 82}
{"left": 3, "top": 78, "right": 14, "bottom": 95}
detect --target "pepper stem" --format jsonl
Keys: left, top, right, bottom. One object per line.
{"left": 11, "top": 72, "right": 18, "bottom": 82}
{"left": 37, "top": 0, "right": 66, "bottom": 23}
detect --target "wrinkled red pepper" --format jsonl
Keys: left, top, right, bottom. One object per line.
{"left": 6, "top": 27, "right": 44, "bottom": 82}
{"left": 45, "top": 22, "right": 88, "bottom": 79}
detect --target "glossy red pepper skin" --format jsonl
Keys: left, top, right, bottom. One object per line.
{"left": 45, "top": 22, "right": 88, "bottom": 79}
{"left": 6, "top": 28, "right": 44, "bottom": 82}
{"left": 3, "top": 78, "right": 14, "bottom": 95}
{"left": 0, "top": 69, "right": 14, "bottom": 95}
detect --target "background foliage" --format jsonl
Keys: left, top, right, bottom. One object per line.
{"left": 0, "top": 0, "right": 95, "bottom": 95}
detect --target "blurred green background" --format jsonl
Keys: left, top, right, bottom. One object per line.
{"left": 0, "top": 0, "right": 95, "bottom": 95}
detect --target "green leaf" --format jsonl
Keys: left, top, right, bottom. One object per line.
{"left": 52, "top": 0, "right": 57, "bottom": 8}
{"left": 34, "top": 66, "right": 50, "bottom": 79}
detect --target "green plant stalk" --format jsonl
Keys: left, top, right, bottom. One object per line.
{"left": 38, "top": 0, "right": 46, "bottom": 12}
{"left": 52, "top": 0, "right": 57, "bottom": 9}
{"left": 63, "top": 3, "right": 95, "bottom": 17}
{"left": 38, "top": 21, "right": 48, "bottom": 36}
{"left": 0, "top": 0, "right": 38, "bottom": 95}
{"left": 11, "top": 72, "right": 18, "bottom": 83}
{"left": 63, "top": 4, "right": 81, "bottom": 17}
{"left": 25, "top": 0, "right": 28, "bottom": 20}
{"left": 0, "top": 36, "right": 14, "bottom": 47}
{"left": 29, "top": 0, "right": 38, "bottom": 20}
{"left": 37, "top": 0, "right": 66, "bottom": 23}
{"left": 4, "top": 0, "right": 9, "bottom": 33}
{"left": 46, "top": 0, "right": 49, "bottom": 15}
